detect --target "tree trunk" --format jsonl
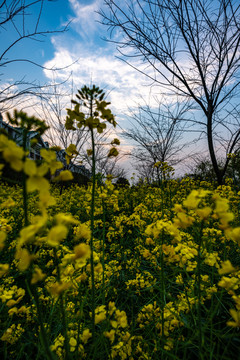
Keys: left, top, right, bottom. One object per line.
{"left": 207, "top": 110, "right": 223, "bottom": 185}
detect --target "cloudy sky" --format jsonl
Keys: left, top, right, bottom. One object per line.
{"left": 1, "top": 0, "right": 204, "bottom": 177}
{"left": 1, "top": 0, "right": 172, "bottom": 176}
{"left": 2, "top": 0, "right": 157, "bottom": 118}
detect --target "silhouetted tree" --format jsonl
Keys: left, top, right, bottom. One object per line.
{"left": 101, "top": 0, "right": 240, "bottom": 184}
{"left": 123, "top": 96, "right": 192, "bottom": 182}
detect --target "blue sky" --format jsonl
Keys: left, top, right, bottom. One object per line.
{"left": 1, "top": 0, "right": 155, "bottom": 119}
{"left": 1, "top": 0, "right": 206, "bottom": 177}
{"left": 1, "top": 0, "right": 176, "bottom": 174}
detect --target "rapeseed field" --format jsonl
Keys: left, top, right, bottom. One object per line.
{"left": 0, "top": 106, "right": 240, "bottom": 359}
{"left": 0, "top": 171, "right": 240, "bottom": 359}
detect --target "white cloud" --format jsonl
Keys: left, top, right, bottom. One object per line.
{"left": 43, "top": 40, "right": 157, "bottom": 121}
{"left": 40, "top": 0, "right": 187, "bottom": 178}
{"left": 42, "top": 0, "right": 172, "bottom": 122}
{"left": 68, "top": 0, "right": 103, "bottom": 41}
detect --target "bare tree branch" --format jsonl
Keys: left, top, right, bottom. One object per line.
{"left": 123, "top": 95, "right": 194, "bottom": 182}
{"left": 100, "top": 0, "right": 240, "bottom": 184}
{"left": 0, "top": 0, "right": 72, "bottom": 111}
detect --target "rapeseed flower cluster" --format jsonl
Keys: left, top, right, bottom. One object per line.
{"left": 0, "top": 111, "right": 240, "bottom": 359}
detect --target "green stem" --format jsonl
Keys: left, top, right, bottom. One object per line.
{"left": 54, "top": 249, "right": 70, "bottom": 359}
{"left": 160, "top": 230, "right": 165, "bottom": 348}
{"left": 26, "top": 280, "right": 56, "bottom": 360}
{"left": 197, "top": 223, "right": 203, "bottom": 360}
{"left": 60, "top": 293, "right": 70, "bottom": 359}
{"left": 101, "top": 199, "right": 106, "bottom": 302}
{"left": 22, "top": 129, "right": 28, "bottom": 226}
{"left": 90, "top": 123, "right": 96, "bottom": 340}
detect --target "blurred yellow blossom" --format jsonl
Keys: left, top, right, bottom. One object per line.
{"left": 54, "top": 170, "right": 73, "bottom": 182}
{"left": 0, "top": 134, "right": 24, "bottom": 171}
{"left": 218, "top": 260, "right": 237, "bottom": 275}
{"left": 47, "top": 224, "right": 68, "bottom": 247}
{"left": 74, "top": 243, "right": 91, "bottom": 263}
{"left": 227, "top": 309, "right": 240, "bottom": 328}
{"left": 69, "top": 337, "right": 77, "bottom": 351}
{"left": 55, "top": 213, "right": 79, "bottom": 226}
{"left": 0, "top": 263, "right": 9, "bottom": 277}
{"left": 31, "top": 267, "right": 46, "bottom": 284}
{"left": 74, "top": 223, "right": 91, "bottom": 241}
{"left": 196, "top": 206, "right": 212, "bottom": 220}
{"left": 15, "top": 248, "right": 34, "bottom": 271}
{"left": 104, "top": 329, "right": 115, "bottom": 343}
{"left": 47, "top": 281, "right": 71, "bottom": 297}
{"left": 0, "top": 231, "right": 6, "bottom": 250}
{"left": 80, "top": 329, "right": 92, "bottom": 344}
{"left": 24, "top": 158, "right": 49, "bottom": 193}
{"left": 40, "top": 148, "right": 63, "bottom": 175}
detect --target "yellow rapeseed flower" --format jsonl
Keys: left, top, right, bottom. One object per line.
{"left": 218, "top": 260, "right": 237, "bottom": 275}
{"left": 95, "top": 311, "right": 106, "bottom": 324}
{"left": 39, "top": 190, "right": 56, "bottom": 212}
{"left": 80, "top": 329, "right": 92, "bottom": 344}
{"left": 47, "top": 281, "right": 71, "bottom": 297}
{"left": 183, "top": 189, "right": 210, "bottom": 210}
{"left": 55, "top": 213, "right": 79, "bottom": 226}
{"left": 226, "top": 226, "right": 240, "bottom": 245}
{"left": 108, "top": 301, "right": 117, "bottom": 316}
{"left": 31, "top": 267, "right": 46, "bottom": 284}
{"left": 227, "top": 309, "right": 240, "bottom": 327}
{"left": 54, "top": 170, "right": 73, "bottom": 181}
{"left": 74, "top": 243, "right": 91, "bottom": 263}
{"left": 196, "top": 206, "right": 212, "bottom": 220}
{"left": 0, "top": 231, "right": 6, "bottom": 250}
{"left": 74, "top": 223, "right": 91, "bottom": 241}
{"left": 17, "top": 220, "right": 46, "bottom": 248}
{"left": 104, "top": 329, "right": 115, "bottom": 343}
{"left": 174, "top": 212, "right": 195, "bottom": 229}
{"left": 218, "top": 276, "right": 239, "bottom": 291}
{"left": 0, "top": 134, "right": 24, "bottom": 171}
{"left": 15, "top": 248, "right": 34, "bottom": 271}
{"left": 213, "top": 195, "right": 234, "bottom": 229}
{"left": 0, "top": 263, "right": 9, "bottom": 277}
{"left": 40, "top": 149, "right": 63, "bottom": 175}
{"left": 47, "top": 224, "right": 68, "bottom": 247}
{"left": 69, "top": 336, "right": 77, "bottom": 351}
{"left": 24, "top": 158, "right": 49, "bottom": 193}
{"left": 183, "top": 190, "right": 202, "bottom": 209}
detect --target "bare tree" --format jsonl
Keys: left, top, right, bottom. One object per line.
{"left": 100, "top": 0, "right": 240, "bottom": 184}
{"left": 33, "top": 78, "right": 89, "bottom": 157}
{"left": 0, "top": 0, "right": 69, "bottom": 112}
{"left": 123, "top": 96, "right": 192, "bottom": 182}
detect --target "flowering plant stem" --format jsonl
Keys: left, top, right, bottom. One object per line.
{"left": 22, "top": 128, "right": 29, "bottom": 227}
{"left": 101, "top": 200, "right": 106, "bottom": 303}
{"left": 25, "top": 280, "right": 56, "bottom": 360}
{"left": 90, "top": 123, "right": 96, "bottom": 342}
{"left": 160, "top": 230, "right": 165, "bottom": 348}
{"left": 54, "top": 249, "right": 70, "bottom": 359}
{"left": 197, "top": 223, "right": 204, "bottom": 360}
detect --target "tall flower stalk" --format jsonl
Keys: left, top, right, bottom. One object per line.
{"left": 65, "top": 85, "right": 118, "bottom": 341}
